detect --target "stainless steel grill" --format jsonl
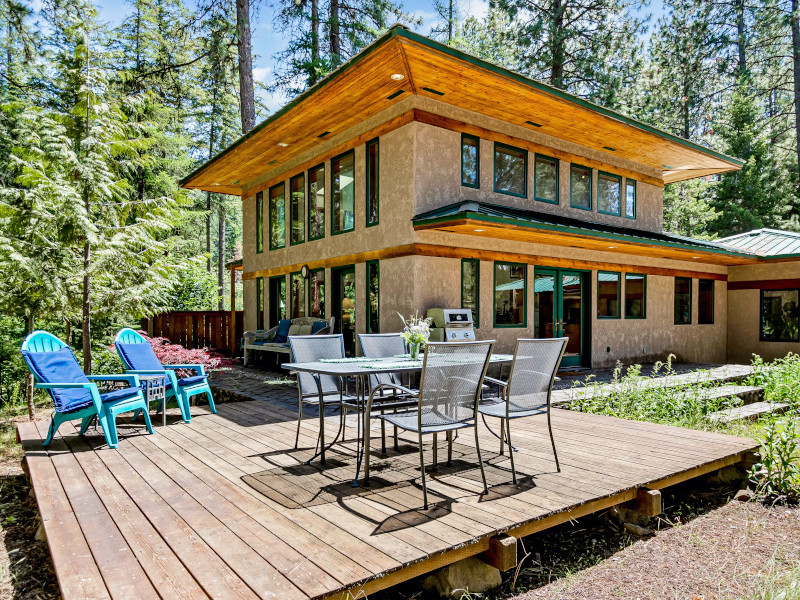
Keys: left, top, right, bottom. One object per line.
{"left": 426, "top": 308, "right": 476, "bottom": 342}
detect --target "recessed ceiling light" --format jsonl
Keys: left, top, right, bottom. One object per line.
{"left": 608, "top": 246, "right": 616, "bottom": 249}
{"left": 474, "top": 229, "right": 485, "bottom": 232}
{"left": 213, "top": 183, "right": 220, "bottom": 186}
{"left": 277, "top": 142, "right": 288, "bottom": 147}
{"left": 692, "top": 256, "right": 700, "bottom": 259}
{"left": 390, "top": 73, "right": 405, "bottom": 81}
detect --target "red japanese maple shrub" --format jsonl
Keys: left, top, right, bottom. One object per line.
{"left": 110, "top": 332, "right": 238, "bottom": 378}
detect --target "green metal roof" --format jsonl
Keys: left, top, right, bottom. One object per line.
{"left": 718, "top": 229, "right": 800, "bottom": 257}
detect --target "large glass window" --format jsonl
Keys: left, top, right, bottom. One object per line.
{"left": 494, "top": 142, "right": 527, "bottom": 197}
{"left": 366, "top": 260, "right": 379, "bottom": 333}
{"left": 494, "top": 262, "right": 526, "bottom": 327}
{"left": 674, "top": 277, "right": 692, "bottom": 325}
{"left": 308, "top": 163, "right": 325, "bottom": 240}
{"left": 570, "top": 164, "right": 592, "bottom": 210}
{"left": 625, "top": 179, "right": 636, "bottom": 219}
{"left": 290, "top": 174, "right": 305, "bottom": 245}
{"left": 256, "top": 277, "right": 264, "bottom": 329}
{"left": 597, "top": 271, "right": 621, "bottom": 318}
{"left": 269, "top": 183, "right": 285, "bottom": 250}
{"left": 256, "top": 191, "right": 264, "bottom": 254}
{"left": 461, "top": 258, "right": 480, "bottom": 327}
{"left": 760, "top": 289, "right": 800, "bottom": 342}
{"left": 698, "top": 279, "right": 714, "bottom": 324}
{"left": 625, "top": 273, "right": 646, "bottom": 319}
{"left": 534, "top": 154, "right": 558, "bottom": 204}
{"left": 461, "top": 134, "right": 479, "bottom": 188}
{"left": 332, "top": 151, "right": 355, "bottom": 234}
{"left": 309, "top": 269, "right": 325, "bottom": 318}
{"left": 290, "top": 271, "right": 306, "bottom": 318}
{"left": 597, "top": 172, "right": 621, "bottom": 216}
{"left": 366, "top": 139, "right": 379, "bottom": 226}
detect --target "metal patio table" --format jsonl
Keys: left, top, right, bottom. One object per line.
{"left": 281, "top": 353, "right": 514, "bottom": 486}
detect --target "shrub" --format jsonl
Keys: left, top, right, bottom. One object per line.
{"left": 749, "top": 416, "right": 800, "bottom": 504}
{"left": 748, "top": 353, "right": 800, "bottom": 408}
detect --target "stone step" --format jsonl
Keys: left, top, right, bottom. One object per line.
{"left": 706, "top": 401, "right": 790, "bottom": 423}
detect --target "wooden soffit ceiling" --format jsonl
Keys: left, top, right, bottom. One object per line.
{"left": 181, "top": 27, "right": 743, "bottom": 196}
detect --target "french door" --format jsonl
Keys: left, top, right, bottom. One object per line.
{"left": 533, "top": 268, "right": 588, "bottom": 367}
{"left": 331, "top": 266, "right": 356, "bottom": 356}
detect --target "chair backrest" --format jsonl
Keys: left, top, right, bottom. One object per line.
{"left": 506, "top": 338, "right": 568, "bottom": 413}
{"left": 20, "top": 331, "right": 94, "bottom": 413}
{"left": 358, "top": 333, "right": 406, "bottom": 389}
{"left": 417, "top": 341, "right": 494, "bottom": 428}
{"left": 114, "top": 328, "right": 163, "bottom": 371}
{"left": 288, "top": 334, "right": 345, "bottom": 397}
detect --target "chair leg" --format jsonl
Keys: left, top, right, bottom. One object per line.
{"left": 499, "top": 418, "right": 505, "bottom": 455}
{"left": 176, "top": 391, "right": 192, "bottom": 423}
{"left": 432, "top": 432, "right": 438, "bottom": 471}
{"left": 43, "top": 417, "right": 58, "bottom": 447}
{"left": 447, "top": 430, "right": 453, "bottom": 467}
{"left": 140, "top": 405, "right": 155, "bottom": 435}
{"left": 204, "top": 387, "right": 217, "bottom": 414}
{"left": 295, "top": 401, "right": 303, "bottom": 449}
{"left": 380, "top": 410, "right": 386, "bottom": 454}
{"left": 474, "top": 423, "right": 488, "bottom": 496}
{"left": 506, "top": 418, "right": 517, "bottom": 484}
{"left": 79, "top": 414, "right": 95, "bottom": 435}
{"left": 418, "top": 431, "right": 428, "bottom": 510}
{"left": 319, "top": 400, "right": 326, "bottom": 464}
{"left": 547, "top": 410, "right": 560, "bottom": 472}
{"left": 98, "top": 412, "right": 118, "bottom": 449}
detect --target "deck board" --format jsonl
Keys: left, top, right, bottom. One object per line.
{"left": 20, "top": 397, "right": 759, "bottom": 600}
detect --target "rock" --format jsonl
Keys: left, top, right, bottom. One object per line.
{"left": 704, "top": 466, "right": 748, "bottom": 486}
{"left": 623, "top": 522, "right": 653, "bottom": 537}
{"left": 421, "top": 556, "right": 503, "bottom": 598}
{"left": 734, "top": 487, "right": 754, "bottom": 502}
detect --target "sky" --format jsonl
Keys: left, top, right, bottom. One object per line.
{"left": 92, "top": 0, "right": 664, "bottom": 113}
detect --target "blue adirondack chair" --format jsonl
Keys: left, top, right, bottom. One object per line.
{"left": 114, "top": 328, "right": 217, "bottom": 423}
{"left": 20, "top": 331, "right": 154, "bottom": 449}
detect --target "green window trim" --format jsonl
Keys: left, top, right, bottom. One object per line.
{"left": 760, "top": 288, "right": 800, "bottom": 342}
{"left": 366, "top": 260, "right": 380, "bottom": 333}
{"left": 366, "top": 138, "right": 380, "bottom": 227}
{"left": 331, "top": 149, "right": 355, "bottom": 236}
{"left": 624, "top": 273, "right": 647, "bottom": 319}
{"left": 460, "top": 258, "right": 480, "bottom": 328}
{"left": 597, "top": 271, "right": 621, "bottom": 319}
{"left": 461, "top": 133, "right": 480, "bottom": 189}
{"left": 597, "top": 171, "right": 622, "bottom": 216}
{"left": 307, "top": 163, "right": 326, "bottom": 241}
{"left": 674, "top": 276, "right": 693, "bottom": 325}
{"left": 268, "top": 182, "right": 286, "bottom": 250}
{"left": 493, "top": 261, "right": 527, "bottom": 328}
{"left": 493, "top": 141, "right": 528, "bottom": 198}
{"left": 625, "top": 179, "right": 637, "bottom": 220}
{"left": 289, "top": 173, "right": 306, "bottom": 246}
{"left": 698, "top": 278, "right": 715, "bottom": 325}
{"left": 569, "top": 163, "right": 592, "bottom": 211}
{"left": 533, "top": 153, "right": 559, "bottom": 205}
{"left": 256, "top": 191, "right": 264, "bottom": 254}
{"left": 256, "top": 277, "right": 264, "bottom": 329}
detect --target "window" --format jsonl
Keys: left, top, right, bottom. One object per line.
{"left": 269, "top": 183, "right": 285, "bottom": 250}
{"left": 597, "top": 271, "right": 621, "bottom": 318}
{"left": 674, "top": 277, "right": 692, "bottom": 325}
{"left": 308, "top": 163, "right": 325, "bottom": 240}
{"left": 570, "top": 164, "right": 592, "bottom": 210}
{"left": 494, "top": 262, "right": 526, "bottom": 327}
{"left": 597, "top": 172, "right": 621, "bottom": 216}
{"left": 461, "top": 134, "right": 479, "bottom": 188}
{"left": 461, "top": 258, "right": 480, "bottom": 328}
{"left": 366, "top": 139, "right": 379, "bottom": 226}
{"left": 760, "top": 289, "right": 800, "bottom": 342}
{"left": 332, "top": 150, "right": 355, "bottom": 234}
{"left": 290, "top": 174, "right": 305, "bottom": 245}
{"left": 625, "top": 274, "right": 646, "bottom": 319}
{"left": 625, "top": 179, "right": 636, "bottom": 219}
{"left": 256, "top": 277, "right": 264, "bottom": 330}
{"left": 256, "top": 191, "right": 264, "bottom": 254}
{"left": 698, "top": 279, "right": 714, "bottom": 324}
{"left": 534, "top": 154, "right": 558, "bottom": 204}
{"left": 309, "top": 269, "right": 325, "bottom": 318}
{"left": 366, "top": 260, "right": 380, "bottom": 333}
{"left": 290, "top": 272, "right": 306, "bottom": 318}
{"left": 494, "top": 142, "right": 527, "bottom": 197}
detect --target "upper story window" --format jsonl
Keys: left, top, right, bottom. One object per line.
{"left": 269, "top": 183, "right": 285, "bottom": 250}
{"left": 308, "top": 163, "right": 325, "bottom": 240}
{"left": 570, "top": 164, "right": 592, "bottom": 210}
{"left": 461, "top": 134, "right": 479, "bottom": 188}
{"left": 290, "top": 173, "right": 305, "bottom": 245}
{"left": 332, "top": 150, "right": 355, "bottom": 235}
{"left": 625, "top": 273, "right": 646, "bottom": 319}
{"left": 255, "top": 191, "right": 264, "bottom": 254}
{"left": 761, "top": 289, "right": 800, "bottom": 342}
{"left": 597, "top": 172, "right": 621, "bottom": 216}
{"left": 625, "top": 179, "right": 636, "bottom": 219}
{"left": 534, "top": 154, "right": 558, "bottom": 204}
{"left": 698, "top": 279, "right": 714, "bottom": 324}
{"left": 674, "top": 277, "right": 692, "bottom": 325}
{"left": 366, "top": 138, "right": 379, "bottom": 226}
{"left": 494, "top": 142, "right": 527, "bottom": 198}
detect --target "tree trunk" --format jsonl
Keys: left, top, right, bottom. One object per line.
{"left": 81, "top": 44, "right": 92, "bottom": 375}
{"left": 550, "top": 0, "right": 565, "bottom": 89}
{"left": 236, "top": 0, "right": 255, "bottom": 133}
{"left": 735, "top": 0, "right": 746, "bottom": 77}
{"left": 792, "top": 0, "right": 800, "bottom": 181}
{"left": 26, "top": 314, "right": 35, "bottom": 420}
{"left": 448, "top": 0, "right": 453, "bottom": 43}
{"left": 217, "top": 203, "right": 226, "bottom": 310}
{"left": 310, "top": 0, "right": 319, "bottom": 85}
{"left": 206, "top": 192, "right": 212, "bottom": 274}
{"left": 329, "top": 0, "right": 340, "bottom": 64}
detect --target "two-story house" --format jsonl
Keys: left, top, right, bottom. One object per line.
{"left": 181, "top": 25, "right": 800, "bottom": 367}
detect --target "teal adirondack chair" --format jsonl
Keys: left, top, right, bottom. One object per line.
{"left": 114, "top": 328, "right": 217, "bottom": 423}
{"left": 20, "top": 331, "right": 154, "bottom": 449}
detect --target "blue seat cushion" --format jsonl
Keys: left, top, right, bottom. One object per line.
{"left": 116, "top": 342, "right": 163, "bottom": 371}
{"left": 177, "top": 375, "right": 207, "bottom": 388}
{"left": 311, "top": 321, "right": 328, "bottom": 334}
{"left": 273, "top": 319, "right": 293, "bottom": 343}
{"left": 21, "top": 347, "right": 94, "bottom": 413}
{"left": 100, "top": 387, "right": 142, "bottom": 404}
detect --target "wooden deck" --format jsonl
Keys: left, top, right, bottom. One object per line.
{"left": 18, "top": 396, "right": 758, "bottom": 600}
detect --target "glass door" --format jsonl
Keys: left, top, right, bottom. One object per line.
{"left": 268, "top": 275, "right": 286, "bottom": 328}
{"left": 534, "top": 268, "right": 586, "bottom": 367}
{"left": 332, "top": 266, "right": 356, "bottom": 356}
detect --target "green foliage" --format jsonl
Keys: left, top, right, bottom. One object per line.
{"left": 165, "top": 263, "right": 221, "bottom": 311}
{"left": 748, "top": 354, "right": 800, "bottom": 408}
{"left": 749, "top": 416, "right": 800, "bottom": 503}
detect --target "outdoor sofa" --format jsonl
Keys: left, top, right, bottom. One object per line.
{"left": 243, "top": 316, "right": 334, "bottom": 365}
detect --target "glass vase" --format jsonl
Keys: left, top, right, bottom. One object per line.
{"left": 410, "top": 342, "right": 421, "bottom": 360}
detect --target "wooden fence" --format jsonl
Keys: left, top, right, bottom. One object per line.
{"left": 141, "top": 311, "right": 244, "bottom": 355}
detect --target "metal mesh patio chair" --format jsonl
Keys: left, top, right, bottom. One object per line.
{"left": 479, "top": 338, "right": 567, "bottom": 483}
{"left": 370, "top": 340, "right": 494, "bottom": 509}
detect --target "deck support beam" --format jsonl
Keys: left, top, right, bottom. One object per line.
{"left": 480, "top": 533, "right": 518, "bottom": 572}
{"left": 623, "top": 488, "right": 662, "bottom": 517}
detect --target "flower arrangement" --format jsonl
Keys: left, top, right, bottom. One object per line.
{"left": 398, "top": 312, "right": 432, "bottom": 360}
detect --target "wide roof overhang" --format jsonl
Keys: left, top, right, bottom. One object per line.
{"left": 181, "top": 26, "right": 743, "bottom": 196}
